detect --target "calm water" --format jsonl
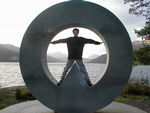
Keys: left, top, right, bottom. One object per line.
{"left": 0, "top": 62, "right": 150, "bottom": 88}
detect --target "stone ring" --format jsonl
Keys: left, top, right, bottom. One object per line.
{"left": 20, "top": 1, "right": 133, "bottom": 113}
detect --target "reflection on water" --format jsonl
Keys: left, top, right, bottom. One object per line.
{"left": 0, "top": 62, "right": 150, "bottom": 88}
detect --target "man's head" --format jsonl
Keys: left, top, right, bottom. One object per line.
{"left": 73, "top": 28, "right": 79, "bottom": 37}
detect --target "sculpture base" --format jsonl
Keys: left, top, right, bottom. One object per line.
{"left": 0, "top": 100, "right": 146, "bottom": 113}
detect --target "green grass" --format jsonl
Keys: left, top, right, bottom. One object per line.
{"left": 115, "top": 77, "right": 150, "bottom": 104}
{"left": 115, "top": 96, "right": 130, "bottom": 103}
{"left": 0, "top": 88, "right": 16, "bottom": 101}
{"left": 15, "top": 88, "right": 35, "bottom": 100}
{"left": 0, "top": 88, "right": 17, "bottom": 110}
{"left": 128, "top": 95, "right": 149, "bottom": 100}
{"left": 115, "top": 94, "right": 150, "bottom": 104}
{"left": 0, "top": 87, "right": 35, "bottom": 110}
{"left": 0, "top": 104, "right": 9, "bottom": 110}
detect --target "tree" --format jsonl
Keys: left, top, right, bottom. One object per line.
{"left": 135, "top": 25, "right": 150, "bottom": 46}
{"left": 124, "top": 0, "right": 150, "bottom": 45}
{"left": 133, "top": 46, "right": 150, "bottom": 65}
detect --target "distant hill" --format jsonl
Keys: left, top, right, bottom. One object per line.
{"left": 88, "top": 54, "right": 107, "bottom": 63}
{"left": 47, "top": 55, "right": 64, "bottom": 62}
{"left": 48, "top": 52, "right": 92, "bottom": 62}
{"left": 87, "top": 40, "right": 150, "bottom": 63}
{"left": 0, "top": 44, "right": 92, "bottom": 62}
{"left": 0, "top": 44, "right": 63, "bottom": 62}
{"left": 132, "top": 40, "right": 150, "bottom": 50}
{"left": 87, "top": 54, "right": 99, "bottom": 59}
{"left": 48, "top": 52, "right": 67, "bottom": 62}
{"left": 0, "top": 44, "right": 19, "bottom": 62}
{"left": 83, "top": 58, "right": 91, "bottom": 63}
{"left": 4, "top": 40, "right": 150, "bottom": 63}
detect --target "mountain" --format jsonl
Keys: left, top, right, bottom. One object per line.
{"left": 87, "top": 54, "right": 99, "bottom": 59}
{"left": 87, "top": 54, "right": 107, "bottom": 63}
{"left": 47, "top": 56, "right": 64, "bottom": 62}
{"left": 48, "top": 52, "right": 91, "bottom": 62}
{"left": 83, "top": 58, "right": 91, "bottom": 63}
{"left": 87, "top": 40, "right": 150, "bottom": 63}
{"left": 132, "top": 40, "right": 150, "bottom": 50}
{"left": 0, "top": 44, "right": 90, "bottom": 63}
{"left": 6, "top": 40, "right": 150, "bottom": 63}
{"left": 48, "top": 52, "right": 67, "bottom": 62}
{"left": 1, "top": 44, "right": 19, "bottom": 52}
{"left": 0, "top": 44, "right": 19, "bottom": 62}
{"left": 0, "top": 44, "right": 63, "bottom": 62}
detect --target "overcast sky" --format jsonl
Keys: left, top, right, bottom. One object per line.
{"left": 0, "top": 0, "right": 145, "bottom": 57}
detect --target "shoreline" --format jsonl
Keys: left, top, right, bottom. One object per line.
{"left": 1, "top": 75, "right": 150, "bottom": 89}
{"left": 0, "top": 85, "right": 26, "bottom": 89}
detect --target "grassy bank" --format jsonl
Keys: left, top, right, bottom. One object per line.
{"left": 0, "top": 86, "right": 35, "bottom": 110}
{"left": 0, "top": 77, "right": 150, "bottom": 112}
{"left": 115, "top": 77, "right": 150, "bottom": 112}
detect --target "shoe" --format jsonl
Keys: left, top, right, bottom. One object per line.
{"left": 88, "top": 83, "right": 93, "bottom": 87}
{"left": 57, "top": 82, "right": 60, "bottom": 86}
{"left": 57, "top": 80, "right": 62, "bottom": 86}
{"left": 87, "top": 82, "right": 93, "bottom": 87}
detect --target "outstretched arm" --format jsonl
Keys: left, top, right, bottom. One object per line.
{"left": 51, "top": 38, "right": 67, "bottom": 44}
{"left": 85, "top": 39, "right": 102, "bottom": 45}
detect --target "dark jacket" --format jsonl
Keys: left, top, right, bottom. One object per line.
{"left": 52, "top": 36, "right": 101, "bottom": 60}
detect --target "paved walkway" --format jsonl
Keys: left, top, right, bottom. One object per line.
{"left": 0, "top": 100, "right": 146, "bottom": 113}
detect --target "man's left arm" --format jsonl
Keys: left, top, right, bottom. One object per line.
{"left": 85, "top": 39, "right": 102, "bottom": 45}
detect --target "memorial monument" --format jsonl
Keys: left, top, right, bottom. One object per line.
{"left": 19, "top": 0, "right": 133, "bottom": 113}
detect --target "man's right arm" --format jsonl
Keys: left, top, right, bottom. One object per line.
{"left": 51, "top": 38, "right": 68, "bottom": 44}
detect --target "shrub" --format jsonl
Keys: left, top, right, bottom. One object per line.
{"left": 15, "top": 88, "right": 35, "bottom": 100}
{"left": 0, "top": 104, "right": 8, "bottom": 110}
{"left": 133, "top": 46, "right": 150, "bottom": 65}
{"left": 122, "top": 77, "right": 150, "bottom": 96}
{"left": 0, "top": 89, "right": 11, "bottom": 101}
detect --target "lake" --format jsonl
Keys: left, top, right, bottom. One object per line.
{"left": 0, "top": 62, "right": 150, "bottom": 88}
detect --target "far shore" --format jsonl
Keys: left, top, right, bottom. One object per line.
{"left": 0, "top": 85, "right": 26, "bottom": 89}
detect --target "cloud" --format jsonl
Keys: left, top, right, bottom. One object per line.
{"left": 0, "top": 0, "right": 145, "bottom": 47}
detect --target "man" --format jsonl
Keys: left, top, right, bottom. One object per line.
{"left": 51, "top": 28, "right": 102, "bottom": 87}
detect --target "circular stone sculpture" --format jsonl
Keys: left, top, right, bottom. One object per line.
{"left": 19, "top": 1, "right": 133, "bottom": 113}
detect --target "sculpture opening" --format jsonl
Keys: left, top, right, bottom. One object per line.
{"left": 46, "top": 27, "right": 108, "bottom": 85}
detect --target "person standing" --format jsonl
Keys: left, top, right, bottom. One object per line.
{"left": 51, "top": 28, "right": 102, "bottom": 86}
